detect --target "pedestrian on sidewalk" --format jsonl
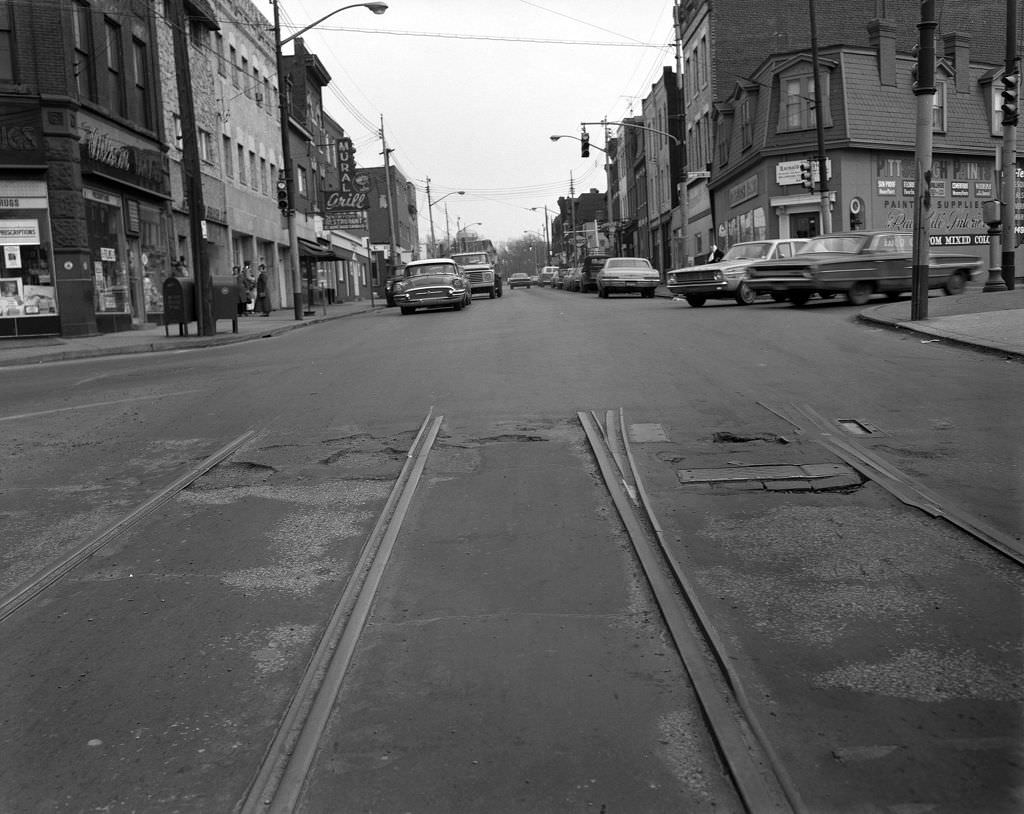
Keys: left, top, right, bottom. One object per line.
{"left": 255, "top": 265, "right": 271, "bottom": 316}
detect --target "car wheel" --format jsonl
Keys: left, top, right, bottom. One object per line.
{"left": 684, "top": 294, "right": 707, "bottom": 307}
{"left": 943, "top": 271, "right": 967, "bottom": 295}
{"left": 453, "top": 301, "right": 463, "bottom": 311}
{"left": 598, "top": 286, "right": 608, "bottom": 298}
{"left": 489, "top": 287, "right": 496, "bottom": 299}
{"left": 846, "top": 282, "right": 873, "bottom": 306}
{"left": 789, "top": 291, "right": 812, "bottom": 306}
{"left": 399, "top": 306, "right": 414, "bottom": 315}
{"left": 735, "top": 282, "right": 756, "bottom": 305}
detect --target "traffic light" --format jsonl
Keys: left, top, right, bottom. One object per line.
{"left": 799, "top": 160, "right": 813, "bottom": 190}
{"left": 276, "top": 171, "right": 289, "bottom": 212}
{"left": 1001, "top": 72, "right": 1019, "bottom": 126}
{"left": 580, "top": 131, "right": 590, "bottom": 158}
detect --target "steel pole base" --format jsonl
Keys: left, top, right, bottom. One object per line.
{"left": 293, "top": 293, "right": 304, "bottom": 321}
{"left": 983, "top": 268, "right": 1008, "bottom": 293}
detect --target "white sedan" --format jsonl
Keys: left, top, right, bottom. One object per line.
{"left": 596, "top": 257, "right": 660, "bottom": 298}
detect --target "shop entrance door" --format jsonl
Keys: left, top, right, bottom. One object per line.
{"left": 790, "top": 212, "right": 820, "bottom": 239}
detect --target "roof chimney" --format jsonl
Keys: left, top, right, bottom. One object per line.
{"left": 868, "top": 18, "right": 897, "bottom": 87}
{"left": 943, "top": 32, "right": 971, "bottom": 93}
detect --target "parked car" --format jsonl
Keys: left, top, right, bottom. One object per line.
{"left": 596, "top": 257, "right": 661, "bottom": 298}
{"left": 666, "top": 238, "right": 808, "bottom": 307}
{"left": 538, "top": 266, "right": 559, "bottom": 287}
{"left": 745, "top": 231, "right": 984, "bottom": 306}
{"left": 392, "top": 258, "right": 471, "bottom": 315}
{"left": 383, "top": 272, "right": 403, "bottom": 307}
{"left": 508, "top": 272, "right": 532, "bottom": 289}
{"left": 578, "top": 254, "right": 610, "bottom": 293}
{"left": 564, "top": 266, "right": 582, "bottom": 292}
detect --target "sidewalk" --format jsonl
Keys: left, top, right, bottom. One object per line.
{"left": 0, "top": 299, "right": 379, "bottom": 368}
{"left": 654, "top": 282, "right": 1023, "bottom": 360}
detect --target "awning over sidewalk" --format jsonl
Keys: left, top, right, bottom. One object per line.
{"left": 298, "top": 238, "right": 341, "bottom": 261}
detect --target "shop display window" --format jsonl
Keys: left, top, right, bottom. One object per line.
{"left": 86, "top": 195, "right": 131, "bottom": 314}
{"left": 0, "top": 232, "right": 57, "bottom": 318}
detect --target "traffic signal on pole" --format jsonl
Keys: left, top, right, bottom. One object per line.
{"left": 799, "top": 160, "right": 813, "bottom": 190}
{"left": 580, "top": 131, "right": 590, "bottom": 158}
{"left": 276, "top": 171, "right": 289, "bottom": 212}
{"left": 1001, "top": 72, "right": 1019, "bottom": 126}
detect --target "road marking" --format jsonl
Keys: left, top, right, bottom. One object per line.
{"left": 0, "top": 391, "right": 201, "bottom": 423}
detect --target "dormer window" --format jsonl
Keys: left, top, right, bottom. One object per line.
{"left": 777, "top": 65, "right": 832, "bottom": 132}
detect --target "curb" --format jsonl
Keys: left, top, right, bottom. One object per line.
{"left": 0, "top": 305, "right": 377, "bottom": 368}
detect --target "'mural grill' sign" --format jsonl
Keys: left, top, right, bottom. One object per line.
{"left": 323, "top": 136, "right": 369, "bottom": 231}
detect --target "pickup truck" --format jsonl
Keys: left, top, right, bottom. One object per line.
{"left": 666, "top": 239, "right": 808, "bottom": 306}
{"left": 450, "top": 251, "right": 502, "bottom": 299}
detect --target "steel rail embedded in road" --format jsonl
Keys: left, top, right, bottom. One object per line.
{"left": 579, "top": 409, "right": 803, "bottom": 814}
{"left": 238, "top": 410, "right": 443, "bottom": 814}
{"left": 0, "top": 430, "right": 258, "bottom": 625}
{"left": 761, "top": 401, "right": 1024, "bottom": 567}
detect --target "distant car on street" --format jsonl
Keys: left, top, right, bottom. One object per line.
{"left": 392, "top": 258, "right": 471, "bottom": 315}
{"left": 596, "top": 257, "right": 661, "bottom": 298}
{"left": 666, "top": 238, "right": 808, "bottom": 307}
{"left": 508, "top": 273, "right": 532, "bottom": 289}
{"left": 538, "top": 266, "right": 559, "bottom": 287}
{"left": 746, "top": 230, "right": 984, "bottom": 306}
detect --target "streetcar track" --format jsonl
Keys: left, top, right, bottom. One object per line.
{"left": 760, "top": 401, "right": 1024, "bottom": 566}
{"left": 0, "top": 430, "right": 257, "bottom": 624}
{"left": 237, "top": 409, "right": 443, "bottom": 814}
{"left": 579, "top": 408, "right": 803, "bottom": 814}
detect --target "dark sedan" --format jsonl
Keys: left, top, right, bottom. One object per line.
{"left": 392, "top": 259, "right": 471, "bottom": 315}
{"left": 746, "top": 231, "right": 983, "bottom": 306}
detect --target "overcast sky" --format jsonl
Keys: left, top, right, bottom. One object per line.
{"left": 276, "top": 0, "right": 677, "bottom": 248}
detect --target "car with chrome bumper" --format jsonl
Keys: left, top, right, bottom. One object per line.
{"left": 596, "top": 257, "right": 660, "bottom": 298}
{"left": 392, "top": 259, "right": 471, "bottom": 315}
{"left": 745, "top": 231, "right": 984, "bottom": 306}
{"left": 666, "top": 238, "right": 807, "bottom": 306}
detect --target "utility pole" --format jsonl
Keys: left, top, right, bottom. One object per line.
{"left": 425, "top": 178, "right": 436, "bottom": 258}
{"left": 911, "top": 0, "right": 937, "bottom": 321}
{"left": 272, "top": 0, "right": 304, "bottom": 321}
{"left": 1000, "top": 0, "right": 1018, "bottom": 290}
{"left": 380, "top": 116, "right": 398, "bottom": 281}
{"left": 168, "top": 0, "right": 212, "bottom": 334}
{"left": 808, "top": 0, "right": 832, "bottom": 235}
{"left": 569, "top": 172, "right": 577, "bottom": 266}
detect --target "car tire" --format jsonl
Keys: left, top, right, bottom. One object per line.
{"left": 453, "top": 301, "right": 463, "bottom": 311}
{"left": 789, "top": 291, "right": 812, "bottom": 306}
{"left": 684, "top": 294, "right": 707, "bottom": 307}
{"left": 943, "top": 271, "right": 967, "bottom": 296}
{"left": 489, "top": 287, "right": 496, "bottom": 299}
{"left": 734, "top": 282, "right": 756, "bottom": 305}
{"left": 846, "top": 282, "right": 873, "bottom": 305}
{"left": 399, "top": 306, "right": 414, "bottom": 315}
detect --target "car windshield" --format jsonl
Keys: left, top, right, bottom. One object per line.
{"left": 800, "top": 235, "right": 871, "bottom": 254}
{"left": 723, "top": 242, "right": 773, "bottom": 261}
{"left": 606, "top": 258, "right": 650, "bottom": 268}
{"left": 452, "top": 254, "right": 488, "bottom": 265}
{"left": 407, "top": 263, "right": 456, "bottom": 277}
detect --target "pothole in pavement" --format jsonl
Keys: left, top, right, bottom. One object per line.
{"left": 677, "top": 462, "right": 864, "bottom": 493}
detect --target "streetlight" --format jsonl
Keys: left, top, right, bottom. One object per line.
{"left": 530, "top": 205, "right": 552, "bottom": 265}
{"left": 455, "top": 220, "right": 482, "bottom": 252}
{"left": 425, "top": 181, "right": 464, "bottom": 257}
{"left": 273, "top": 1, "right": 388, "bottom": 320}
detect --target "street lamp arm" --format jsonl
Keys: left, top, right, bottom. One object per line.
{"left": 280, "top": 2, "right": 387, "bottom": 46}
{"left": 549, "top": 134, "right": 607, "bottom": 154}
{"left": 582, "top": 120, "right": 680, "bottom": 146}
{"left": 431, "top": 191, "right": 465, "bottom": 207}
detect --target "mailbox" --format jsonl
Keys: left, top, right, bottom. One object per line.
{"left": 163, "top": 277, "right": 195, "bottom": 336}
{"left": 211, "top": 275, "right": 241, "bottom": 333}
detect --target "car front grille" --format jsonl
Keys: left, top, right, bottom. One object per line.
{"left": 408, "top": 288, "right": 452, "bottom": 300}
{"left": 674, "top": 270, "right": 718, "bottom": 283}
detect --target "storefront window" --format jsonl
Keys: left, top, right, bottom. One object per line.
{"left": 0, "top": 215, "right": 57, "bottom": 317}
{"left": 137, "top": 202, "right": 169, "bottom": 318}
{"left": 85, "top": 191, "right": 131, "bottom": 315}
